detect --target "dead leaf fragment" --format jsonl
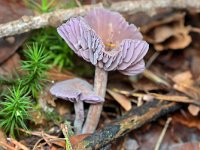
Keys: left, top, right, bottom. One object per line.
{"left": 0, "top": 1, "right": 32, "bottom": 64}
{"left": 0, "top": 129, "right": 6, "bottom": 149}
{"left": 141, "top": 12, "right": 192, "bottom": 51}
{"left": 70, "top": 134, "right": 91, "bottom": 146}
{"left": 172, "top": 71, "right": 200, "bottom": 116}
{"left": 188, "top": 104, "right": 200, "bottom": 116}
{"left": 47, "top": 67, "right": 75, "bottom": 82}
{"left": 107, "top": 89, "right": 132, "bottom": 111}
{"left": 0, "top": 53, "right": 20, "bottom": 76}
{"left": 172, "top": 71, "right": 200, "bottom": 100}
{"left": 172, "top": 112, "right": 200, "bottom": 130}
{"left": 169, "top": 142, "right": 200, "bottom": 150}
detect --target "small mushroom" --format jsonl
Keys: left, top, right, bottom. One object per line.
{"left": 50, "top": 78, "right": 104, "bottom": 134}
{"left": 57, "top": 8, "right": 149, "bottom": 133}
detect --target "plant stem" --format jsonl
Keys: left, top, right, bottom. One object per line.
{"left": 74, "top": 101, "right": 84, "bottom": 134}
{"left": 82, "top": 67, "right": 108, "bottom": 133}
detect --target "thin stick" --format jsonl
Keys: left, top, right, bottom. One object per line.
{"left": 8, "top": 138, "right": 29, "bottom": 150}
{"left": 0, "top": 0, "right": 200, "bottom": 38}
{"left": 154, "top": 117, "right": 172, "bottom": 150}
{"left": 190, "top": 27, "right": 200, "bottom": 33}
{"left": 145, "top": 52, "right": 160, "bottom": 69}
{"left": 82, "top": 67, "right": 108, "bottom": 133}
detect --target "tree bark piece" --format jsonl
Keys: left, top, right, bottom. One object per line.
{"left": 73, "top": 100, "right": 181, "bottom": 149}
{"left": 0, "top": 0, "right": 200, "bottom": 38}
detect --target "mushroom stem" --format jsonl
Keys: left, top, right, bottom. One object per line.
{"left": 82, "top": 67, "right": 108, "bottom": 133}
{"left": 74, "top": 101, "right": 84, "bottom": 135}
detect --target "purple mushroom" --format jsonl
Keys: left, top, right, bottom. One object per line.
{"left": 50, "top": 78, "right": 104, "bottom": 134}
{"left": 57, "top": 8, "right": 149, "bottom": 133}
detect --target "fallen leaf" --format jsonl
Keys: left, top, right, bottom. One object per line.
{"left": 172, "top": 71, "right": 200, "bottom": 116}
{"left": 0, "top": 1, "right": 32, "bottom": 24}
{"left": 47, "top": 67, "right": 75, "bottom": 82}
{"left": 141, "top": 12, "right": 192, "bottom": 51}
{"left": 70, "top": 134, "right": 91, "bottom": 146}
{"left": 0, "top": 53, "right": 21, "bottom": 76}
{"left": 107, "top": 89, "right": 132, "bottom": 111}
{"left": 169, "top": 142, "right": 200, "bottom": 150}
{"left": 188, "top": 104, "right": 200, "bottom": 116}
{"left": 0, "top": 129, "right": 6, "bottom": 149}
{"left": 0, "top": 1, "right": 32, "bottom": 64}
{"left": 9, "top": 138, "right": 29, "bottom": 150}
{"left": 172, "top": 112, "right": 200, "bottom": 130}
{"left": 172, "top": 71, "right": 193, "bottom": 86}
{"left": 172, "top": 71, "right": 200, "bottom": 100}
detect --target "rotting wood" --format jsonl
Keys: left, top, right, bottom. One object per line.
{"left": 73, "top": 100, "right": 181, "bottom": 150}
{"left": 0, "top": 0, "right": 200, "bottom": 38}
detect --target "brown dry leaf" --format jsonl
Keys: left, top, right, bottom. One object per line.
{"left": 188, "top": 104, "right": 200, "bottom": 116}
{"left": 51, "top": 140, "right": 66, "bottom": 148}
{"left": 70, "top": 134, "right": 91, "bottom": 146}
{"left": 47, "top": 67, "right": 75, "bottom": 82}
{"left": 141, "top": 12, "right": 192, "bottom": 51}
{"left": 0, "top": 129, "right": 6, "bottom": 149}
{"left": 107, "top": 89, "right": 132, "bottom": 111}
{"left": 0, "top": 1, "right": 32, "bottom": 64}
{"left": 172, "top": 71, "right": 200, "bottom": 115}
{"left": 9, "top": 138, "right": 29, "bottom": 150}
{"left": 131, "top": 78, "right": 163, "bottom": 91}
{"left": 172, "top": 71, "right": 200, "bottom": 100}
{"left": 169, "top": 142, "right": 200, "bottom": 150}
{"left": 0, "top": 53, "right": 20, "bottom": 76}
{"left": 0, "top": 1, "right": 32, "bottom": 24}
{"left": 172, "top": 113, "right": 200, "bottom": 130}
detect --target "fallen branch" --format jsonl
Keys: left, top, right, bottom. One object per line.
{"left": 73, "top": 100, "right": 181, "bottom": 149}
{"left": 0, "top": 0, "right": 200, "bottom": 38}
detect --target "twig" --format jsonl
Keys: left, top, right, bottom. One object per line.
{"left": 75, "top": 0, "right": 82, "bottom": 7}
{"left": 154, "top": 117, "right": 172, "bottom": 150}
{"left": 8, "top": 138, "right": 29, "bottom": 150}
{"left": 190, "top": 27, "right": 200, "bottom": 33}
{"left": 143, "top": 69, "right": 170, "bottom": 87}
{"left": 18, "top": 128, "right": 58, "bottom": 139}
{"left": 0, "top": 0, "right": 200, "bottom": 38}
{"left": 73, "top": 100, "right": 181, "bottom": 149}
{"left": 33, "top": 138, "right": 45, "bottom": 150}
{"left": 0, "top": 141, "right": 16, "bottom": 150}
{"left": 146, "top": 52, "right": 160, "bottom": 69}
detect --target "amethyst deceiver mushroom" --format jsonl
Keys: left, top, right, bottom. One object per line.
{"left": 50, "top": 78, "right": 104, "bottom": 134}
{"left": 57, "top": 8, "right": 149, "bottom": 133}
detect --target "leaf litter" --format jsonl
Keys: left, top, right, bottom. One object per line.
{"left": 1, "top": 1, "right": 200, "bottom": 150}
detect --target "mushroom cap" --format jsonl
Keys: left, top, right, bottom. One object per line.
{"left": 50, "top": 78, "right": 104, "bottom": 103}
{"left": 57, "top": 8, "right": 149, "bottom": 76}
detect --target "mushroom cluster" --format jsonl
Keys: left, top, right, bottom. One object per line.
{"left": 56, "top": 8, "right": 149, "bottom": 133}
